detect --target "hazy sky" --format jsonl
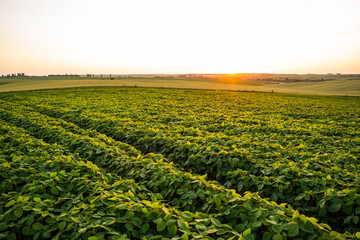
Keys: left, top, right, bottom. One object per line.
{"left": 0, "top": 0, "right": 359, "bottom": 75}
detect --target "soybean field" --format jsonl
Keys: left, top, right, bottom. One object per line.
{"left": 0, "top": 87, "right": 359, "bottom": 239}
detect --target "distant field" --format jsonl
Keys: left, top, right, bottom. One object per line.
{"left": 0, "top": 76, "right": 359, "bottom": 96}
{"left": 273, "top": 79, "right": 360, "bottom": 95}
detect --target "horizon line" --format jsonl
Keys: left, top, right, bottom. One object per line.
{"left": 2, "top": 72, "right": 360, "bottom": 77}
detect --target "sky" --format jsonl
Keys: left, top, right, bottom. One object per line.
{"left": 0, "top": 0, "right": 359, "bottom": 75}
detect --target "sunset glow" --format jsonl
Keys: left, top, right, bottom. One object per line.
{"left": 0, "top": 0, "right": 359, "bottom": 75}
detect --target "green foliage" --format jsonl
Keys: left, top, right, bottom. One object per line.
{"left": 0, "top": 87, "right": 359, "bottom": 239}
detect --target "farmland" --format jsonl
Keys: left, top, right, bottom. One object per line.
{"left": 0, "top": 87, "right": 359, "bottom": 239}
{"left": 1, "top": 75, "right": 360, "bottom": 96}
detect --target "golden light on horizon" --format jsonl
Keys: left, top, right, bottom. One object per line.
{"left": 0, "top": 0, "right": 359, "bottom": 75}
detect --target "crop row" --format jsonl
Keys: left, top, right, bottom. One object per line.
{"left": 0, "top": 101, "right": 349, "bottom": 239}
{"left": 6, "top": 89, "right": 358, "bottom": 175}
{"left": 0, "top": 121, "right": 246, "bottom": 239}
{"left": 12, "top": 89, "right": 357, "bottom": 182}
{"left": 17, "top": 99, "right": 360, "bottom": 233}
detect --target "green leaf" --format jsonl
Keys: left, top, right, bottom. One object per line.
{"left": 67, "top": 183, "right": 74, "bottom": 191}
{"left": 167, "top": 224, "right": 177, "bottom": 235}
{"left": 141, "top": 223, "right": 150, "bottom": 233}
{"left": 78, "top": 228, "right": 87, "bottom": 233}
{"left": 125, "top": 223, "right": 133, "bottom": 231}
{"left": 14, "top": 209, "right": 23, "bottom": 218}
{"left": 5, "top": 200, "right": 15, "bottom": 208}
{"left": 319, "top": 207, "right": 327, "bottom": 217}
{"left": 255, "top": 210, "right": 262, "bottom": 218}
{"left": 26, "top": 215, "right": 34, "bottom": 225}
{"left": 131, "top": 217, "right": 142, "bottom": 228}
{"left": 288, "top": 227, "right": 299, "bottom": 237}
{"left": 32, "top": 222, "right": 43, "bottom": 231}
{"left": 50, "top": 172, "right": 57, "bottom": 177}
{"left": 3, "top": 162, "right": 10, "bottom": 168}
{"left": 342, "top": 205, "right": 353, "bottom": 215}
{"left": 22, "top": 226, "right": 31, "bottom": 236}
{"left": 318, "top": 199, "right": 326, "bottom": 208}
{"left": 196, "top": 222, "right": 207, "bottom": 231}
{"left": 272, "top": 233, "right": 283, "bottom": 240}
{"left": 178, "top": 219, "right": 188, "bottom": 230}
{"left": 252, "top": 220, "right": 262, "bottom": 228}
{"left": 180, "top": 212, "right": 193, "bottom": 221}
{"left": 142, "top": 200, "right": 152, "bottom": 207}
{"left": 33, "top": 232, "right": 40, "bottom": 240}
{"left": 206, "top": 229, "right": 218, "bottom": 234}
{"left": 113, "top": 181, "right": 122, "bottom": 187}
{"left": 243, "top": 228, "right": 251, "bottom": 236}
{"left": 262, "top": 232, "right": 272, "bottom": 240}
{"left": 181, "top": 233, "right": 189, "bottom": 240}
{"left": 266, "top": 220, "right": 277, "bottom": 225}
{"left": 88, "top": 237, "right": 100, "bottom": 240}
{"left": 344, "top": 216, "right": 352, "bottom": 225}
{"left": 166, "top": 219, "right": 177, "bottom": 226}
{"left": 157, "top": 220, "right": 166, "bottom": 232}
{"left": 0, "top": 222, "right": 7, "bottom": 231}
{"left": 353, "top": 216, "right": 359, "bottom": 224}
{"left": 214, "top": 196, "right": 221, "bottom": 208}
{"left": 355, "top": 207, "right": 360, "bottom": 215}
{"left": 50, "top": 187, "right": 59, "bottom": 195}
{"left": 271, "top": 225, "right": 281, "bottom": 233}
{"left": 244, "top": 202, "right": 252, "bottom": 210}
{"left": 0, "top": 232, "right": 8, "bottom": 239}
{"left": 23, "top": 205, "right": 32, "bottom": 211}
{"left": 7, "top": 233, "right": 16, "bottom": 240}
{"left": 292, "top": 210, "right": 300, "bottom": 218}
{"left": 58, "top": 221, "right": 66, "bottom": 230}
{"left": 300, "top": 221, "right": 314, "bottom": 233}
{"left": 42, "top": 230, "right": 51, "bottom": 238}
{"left": 210, "top": 218, "right": 221, "bottom": 228}
{"left": 105, "top": 218, "right": 116, "bottom": 225}
{"left": 329, "top": 203, "right": 341, "bottom": 213}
